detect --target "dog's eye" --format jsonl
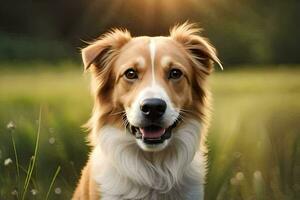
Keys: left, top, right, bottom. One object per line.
{"left": 124, "top": 68, "right": 138, "bottom": 80}
{"left": 168, "top": 69, "right": 183, "bottom": 79}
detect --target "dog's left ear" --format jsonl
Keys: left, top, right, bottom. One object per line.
{"left": 170, "top": 22, "right": 223, "bottom": 74}
{"left": 81, "top": 29, "right": 132, "bottom": 71}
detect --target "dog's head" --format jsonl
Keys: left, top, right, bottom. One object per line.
{"left": 82, "top": 23, "right": 221, "bottom": 151}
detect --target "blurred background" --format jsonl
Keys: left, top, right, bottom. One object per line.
{"left": 0, "top": 0, "right": 299, "bottom": 199}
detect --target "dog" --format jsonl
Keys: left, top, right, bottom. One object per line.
{"left": 72, "top": 22, "right": 222, "bottom": 200}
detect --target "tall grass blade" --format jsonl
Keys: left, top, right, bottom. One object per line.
{"left": 22, "top": 156, "right": 34, "bottom": 195}
{"left": 21, "top": 107, "right": 42, "bottom": 200}
{"left": 45, "top": 166, "right": 61, "bottom": 200}
{"left": 19, "top": 165, "right": 39, "bottom": 190}
{"left": 11, "top": 132, "right": 20, "bottom": 197}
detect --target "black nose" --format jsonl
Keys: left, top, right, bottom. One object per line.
{"left": 140, "top": 98, "right": 167, "bottom": 120}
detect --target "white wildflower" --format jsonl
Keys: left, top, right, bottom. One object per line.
{"left": 48, "top": 137, "right": 56, "bottom": 144}
{"left": 236, "top": 172, "right": 245, "bottom": 181}
{"left": 4, "top": 158, "right": 13, "bottom": 166}
{"left": 254, "top": 170, "right": 262, "bottom": 179}
{"left": 54, "top": 187, "right": 61, "bottom": 195}
{"left": 31, "top": 189, "right": 38, "bottom": 195}
{"left": 7, "top": 121, "right": 16, "bottom": 130}
{"left": 11, "top": 189, "right": 18, "bottom": 196}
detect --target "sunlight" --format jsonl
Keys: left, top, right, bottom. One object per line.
{"left": 79, "top": 0, "right": 213, "bottom": 35}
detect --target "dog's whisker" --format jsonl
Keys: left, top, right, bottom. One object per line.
{"left": 110, "top": 110, "right": 126, "bottom": 116}
{"left": 180, "top": 109, "right": 194, "bottom": 114}
{"left": 122, "top": 119, "right": 129, "bottom": 127}
{"left": 177, "top": 113, "right": 187, "bottom": 123}
{"left": 122, "top": 117, "right": 130, "bottom": 130}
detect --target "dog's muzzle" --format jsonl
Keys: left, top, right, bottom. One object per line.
{"left": 125, "top": 98, "right": 180, "bottom": 146}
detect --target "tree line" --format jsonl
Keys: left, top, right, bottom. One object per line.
{"left": 0, "top": 0, "right": 299, "bottom": 66}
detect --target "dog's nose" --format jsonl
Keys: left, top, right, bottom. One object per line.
{"left": 140, "top": 98, "right": 167, "bottom": 120}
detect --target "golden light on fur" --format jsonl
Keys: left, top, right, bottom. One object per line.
{"left": 73, "top": 23, "right": 221, "bottom": 200}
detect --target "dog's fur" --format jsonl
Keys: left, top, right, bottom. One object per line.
{"left": 73, "top": 23, "right": 221, "bottom": 200}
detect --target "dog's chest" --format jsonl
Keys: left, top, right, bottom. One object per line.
{"left": 90, "top": 131, "right": 205, "bottom": 200}
{"left": 97, "top": 175, "right": 203, "bottom": 200}
{"left": 91, "top": 156, "right": 204, "bottom": 200}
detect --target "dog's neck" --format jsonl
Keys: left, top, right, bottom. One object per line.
{"left": 90, "top": 120, "right": 206, "bottom": 199}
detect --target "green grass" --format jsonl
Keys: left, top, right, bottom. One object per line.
{"left": 0, "top": 63, "right": 299, "bottom": 199}
{"left": 207, "top": 68, "right": 300, "bottom": 200}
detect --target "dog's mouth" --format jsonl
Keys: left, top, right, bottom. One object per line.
{"left": 128, "top": 122, "right": 179, "bottom": 145}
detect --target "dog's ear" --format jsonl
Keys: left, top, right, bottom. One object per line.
{"left": 170, "top": 22, "right": 222, "bottom": 74}
{"left": 81, "top": 29, "right": 131, "bottom": 71}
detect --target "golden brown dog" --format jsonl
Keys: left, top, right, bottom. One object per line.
{"left": 73, "top": 22, "right": 222, "bottom": 200}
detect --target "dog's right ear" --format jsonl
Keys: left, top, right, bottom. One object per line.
{"left": 170, "top": 22, "right": 223, "bottom": 74}
{"left": 81, "top": 29, "right": 132, "bottom": 71}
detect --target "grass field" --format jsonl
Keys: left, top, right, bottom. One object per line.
{"left": 0, "top": 63, "right": 299, "bottom": 200}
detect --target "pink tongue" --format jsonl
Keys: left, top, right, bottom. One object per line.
{"left": 139, "top": 127, "right": 166, "bottom": 139}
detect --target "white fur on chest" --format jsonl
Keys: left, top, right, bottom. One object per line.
{"left": 91, "top": 121, "right": 205, "bottom": 200}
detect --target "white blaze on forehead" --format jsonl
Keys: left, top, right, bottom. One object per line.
{"left": 149, "top": 38, "right": 156, "bottom": 86}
